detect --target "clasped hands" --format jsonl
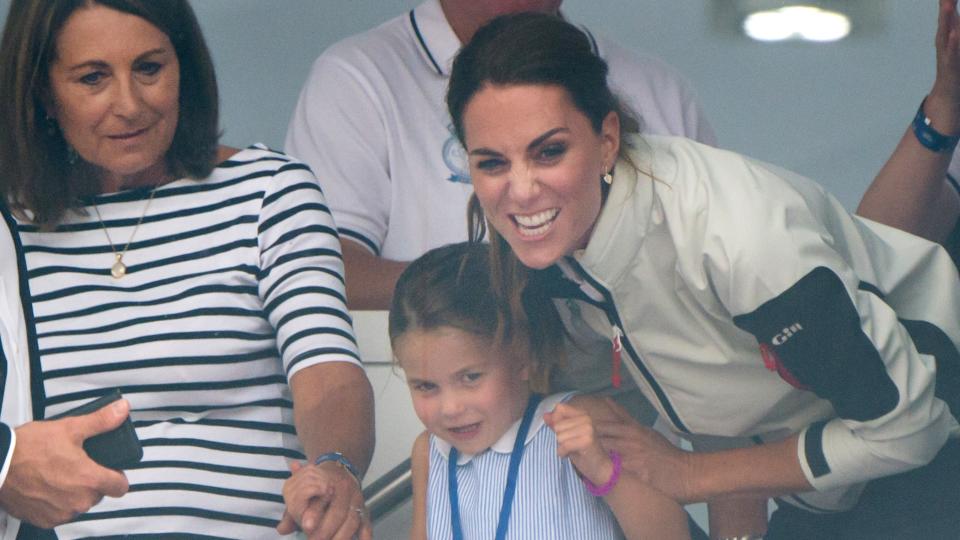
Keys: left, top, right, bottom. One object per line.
{"left": 278, "top": 459, "right": 371, "bottom": 540}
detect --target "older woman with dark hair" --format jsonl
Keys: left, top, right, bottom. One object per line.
{"left": 0, "top": 1, "right": 373, "bottom": 538}
{"left": 449, "top": 10, "right": 960, "bottom": 540}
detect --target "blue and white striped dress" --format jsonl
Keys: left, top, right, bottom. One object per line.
{"left": 9, "top": 144, "right": 360, "bottom": 538}
{"left": 427, "top": 392, "right": 625, "bottom": 539}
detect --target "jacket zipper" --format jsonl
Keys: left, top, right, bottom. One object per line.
{"left": 568, "top": 259, "right": 690, "bottom": 434}
{"left": 611, "top": 326, "right": 623, "bottom": 389}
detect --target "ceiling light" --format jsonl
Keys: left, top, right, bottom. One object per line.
{"left": 743, "top": 5, "right": 851, "bottom": 42}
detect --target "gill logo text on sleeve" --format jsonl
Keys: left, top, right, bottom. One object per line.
{"left": 733, "top": 267, "right": 899, "bottom": 422}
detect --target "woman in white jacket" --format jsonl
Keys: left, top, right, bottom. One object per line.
{"left": 447, "top": 10, "right": 960, "bottom": 540}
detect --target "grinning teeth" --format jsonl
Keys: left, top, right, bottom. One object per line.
{"left": 518, "top": 221, "right": 550, "bottom": 237}
{"left": 450, "top": 423, "right": 479, "bottom": 433}
{"left": 515, "top": 208, "right": 558, "bottom": 228}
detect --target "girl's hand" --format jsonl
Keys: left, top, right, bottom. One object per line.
{"left": 595, "top": 399, "right": 694, "bottom": 504}
{"left": 544, "top": 402, "right": 614, "bottom": 487}
{"left": 276, "top": 460, "right": 371, "bottom": 540}
{"left": 277, "top": 461, "right": 332, "bottom": 535}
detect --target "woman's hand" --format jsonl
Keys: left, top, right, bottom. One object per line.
{"left": 0, "top": 400, "right": 131, "bottom": 528}
{"left": 857, "top": 0, "right": 960, "bottom": 238}
{"left": 594, "top": 398, "right": 694, "bottom": 503}
{"left": 276, "top": 460, "right": 371, "bottom": 540}
{"left": 544, "top": 402, "right": 613, "bottom": 486}
{"left": 927, "top": 0, "right": 960, "bottom": 132}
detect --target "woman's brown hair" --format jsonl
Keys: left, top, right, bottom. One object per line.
{"left": 0, "top": 0, "right": 219, "bottom": 225}
{"left": 447, "top": 13, "right": 640, "bottom": 365}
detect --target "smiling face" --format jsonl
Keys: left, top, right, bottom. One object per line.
{"left": 464, "top": 84, "right": 619, "bottom": 269}
{"left": 396, "top": 326, "right": 531, "bottom": 455}
{"left": 47, "top": 4, "right": 180, "bottom": 192}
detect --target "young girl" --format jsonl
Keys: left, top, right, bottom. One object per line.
{"left": 389, "top": 242, "right": 689, "bottom": 540}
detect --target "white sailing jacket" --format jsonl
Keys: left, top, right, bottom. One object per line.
{"left": 539, "top": 136, "right": 960, "bottom": 512}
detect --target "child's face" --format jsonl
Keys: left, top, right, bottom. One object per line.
{"left": 395, "top": 326, "right": 531, "bottom": 455}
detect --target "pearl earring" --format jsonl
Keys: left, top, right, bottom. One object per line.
{"left": 602, "top": 172, "right": 613, "bottom": 185}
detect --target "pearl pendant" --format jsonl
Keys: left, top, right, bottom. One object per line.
{"left": 111, "top": 255, "right": 127, "bottom": 279}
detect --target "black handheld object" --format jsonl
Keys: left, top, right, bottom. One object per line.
{"left": 49, "top": 389, "right": 143, "bottom": 470}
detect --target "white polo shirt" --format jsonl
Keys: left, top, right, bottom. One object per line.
{"left": 285, "top": 0, "right": 716, "bottom": 261}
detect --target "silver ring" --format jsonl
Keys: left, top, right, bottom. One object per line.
{"left": 352, "top": 506, "right": 365, "bottom": 515}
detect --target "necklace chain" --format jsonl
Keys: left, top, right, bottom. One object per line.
{"left": 92, "top": 187, "right": 159, "bottom": 279}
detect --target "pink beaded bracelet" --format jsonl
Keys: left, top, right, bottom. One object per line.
{"left": 582, "top": 450, "right": 622, "bottom": 497}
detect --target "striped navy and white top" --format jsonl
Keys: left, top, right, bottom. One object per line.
{"left": 427, "top": 392, "right": 625, "bottom": 540}
{"left": 11, "top": 145, "right": 360, "bottom": 538}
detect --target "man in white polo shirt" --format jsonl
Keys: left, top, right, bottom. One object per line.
{"left": 285, "top": 0, "right": 715, "bottom": 309}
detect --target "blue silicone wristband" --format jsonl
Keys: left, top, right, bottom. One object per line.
{"left": 913, "top": 98, "right": 960, "bottom": 153}
{"left": 314, "top": 452, "right": 362, "bottom": 484}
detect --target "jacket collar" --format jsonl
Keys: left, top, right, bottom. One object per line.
{"left": 575, "top": 139, "right": 660, "bottom": 287}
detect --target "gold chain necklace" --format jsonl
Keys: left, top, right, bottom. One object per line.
{"left": 92, "top": 187, "right": 159, "bottom": 279}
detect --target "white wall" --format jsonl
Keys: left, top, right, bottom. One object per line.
{"left": 188, "top": 0, "right": 420, "bottom": 153}
{"left": 561, "top": 0, "right": 937, "bottom": 211}
{"left": 351, "top": 312, "right": 419, "bottom": 483}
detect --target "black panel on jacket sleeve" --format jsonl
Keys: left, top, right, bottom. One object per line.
{"left": 803, "top": 420, "right": 831, "bottom": 478}
{"left": 899, "top": 319, "right": 960, "bottom": 419}
{"left": 733, "top": 266, "right": 899, "bottom": 422}
{"left": 0, "top": 423, "right": 11, "bottom": 464}
{"left": 945, "top": 174, "right": 960, "bottom": 268}
{"left": 946, "top": 214, "right": 960, "bottom": 270}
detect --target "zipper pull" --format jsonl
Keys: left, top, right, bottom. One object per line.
{"left": 611, "top": 326, "right": 623, "bottom": 389}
